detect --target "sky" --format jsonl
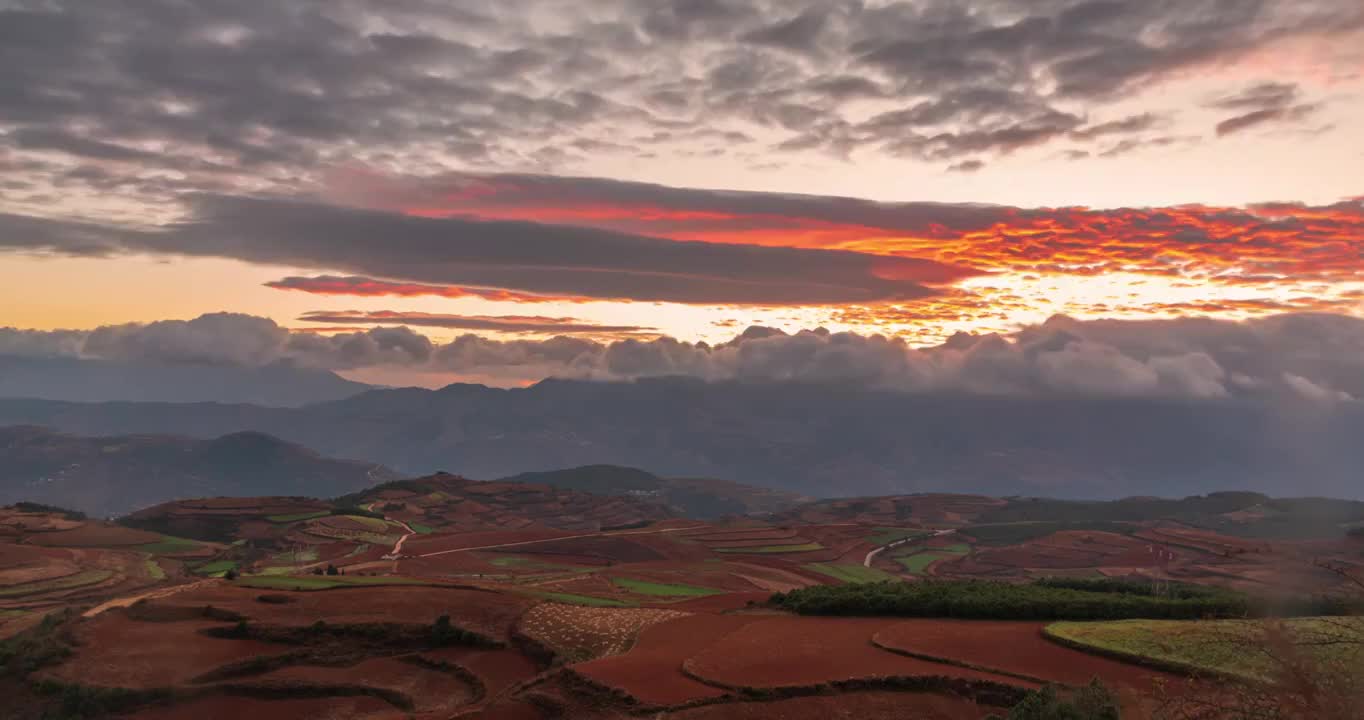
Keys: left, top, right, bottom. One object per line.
{"left": 1, "top": 0, "right": 1363, "bottom": 390}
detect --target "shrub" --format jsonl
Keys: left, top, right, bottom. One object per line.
{"left": 0, "top": 610, "right": 76, "bottom": 678}
{"left": 771, "top": 579, "right": 1256, "bottom": 621}
{"left": 325, "top": 564, "right": 339, "bottom": 576}
{"left": 988, "top": 681, "right": 1121, "bottom": 720}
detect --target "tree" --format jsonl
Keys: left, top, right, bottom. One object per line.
{"left": 989, "top": 682, "right": 1121, "bottom": 720}
{"left": 325, "top": 564, "right": 339, "bottom": 576}
{"left": 223, "top": 568, "right": 238, "bottom": 581}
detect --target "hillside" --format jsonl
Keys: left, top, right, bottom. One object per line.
{"left": 0, "top": 426, "right": 398, "bottom": 517}
{"left": 498, "top": 465, "right": 810, "bottom": 519}
{"left": 2, "top": 378, "right": 1364, "bottom": 499}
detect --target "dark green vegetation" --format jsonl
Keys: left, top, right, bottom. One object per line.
{"left": 987, "top": 682, "right": 1120, "bottom": 720}
{"left": 0, "top": 426, "right": 397, "bottom": 517}
{"left": 771, "top": 578, "right": 1354, "bottom": 621}
{"left": 0, "top": 610, "right": 75, "bottom": 678}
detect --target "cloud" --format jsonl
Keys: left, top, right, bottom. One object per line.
{"left": 0, "top": 0, "right": 1359, "bottom": 219}
{"left": 1209, "top": 81, "right": 1321, "bottom": 136}
{"left": 264, "top": 275, "right": 575, "bottom": 303}
{"left": 7, "top": 311, "right": 1363, "bottom": 403}
{"left": 0, "top": 193, "right": 975, "bottom": 305}
{"left": 296, "top": 310, "right": 655, "bottom": 336}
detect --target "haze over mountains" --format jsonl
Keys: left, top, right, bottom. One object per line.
{"left": 0, "top": 426, "right": 396, "bottom": 517}
{"left": 3, "top": 377, "right": 1361, "bottom": 501}
{"left": 0, "top": 355, "right": 369, "bottom": 406}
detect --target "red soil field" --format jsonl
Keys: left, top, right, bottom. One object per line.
{"left": 168, "top": 584, "right": 532, "bottom": 640}
{"left": 421, "top": 646, "right": 541, "bottom": 697}
{"left": 701, "top": 536, "right": 817, "bottom": 548}
{"left": 25, "top": 523, "right": 163, "bottom": 547}
{"left": 690, "top": 529, "right": 799, "bottom": 543}
{"left": 126, "top": 695, "right": 394, "bottom": 720}
{"left": 507, "top": 535, "right": 666, "bottom": 563}
{"left": 872, "top": 620, "right": 1177, "bottom": 692}
{"left": 658, "top": 591, "right": 771, "bottom": 613}
{"left": 43, "top": 613, "right": 277, "bottom": 688}
{"left": 576, "top": 613, "right": 759, "bottom": 705}
{"left": 683, "top": 617, "right": 1036, "bottom": 690}
{"left": 666, "top": 691, "right": 994, "bottom": 720}
{"left": 253, "top": 657, "right": 478, "bottom": 714}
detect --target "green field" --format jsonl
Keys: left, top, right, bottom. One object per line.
{"left": 1046, "top": 617, "right": 1364, "bottom": 682}
{"left": 192, "top": 560, "right": 239, "bottom": 577}
{"left": 611, "top": 577, "right": 723, "bottom": 597}
{"left": 407, "top": 522, "right": 436, "bottom": 534}
{"left": 144, "top": 559, "right": 166, "bottom": 580}
{"left": 523, "top": 590, "right": 634, "bottom": 607}
{"left": 805, "top": 563, "right": 898, "bottom": 584}
{"left": 715, "top": 542, "right": 824, "bottom": 554}
{"left": 866, "top": 527, "right": 930, "bottom": 546}
{"left": 135, "top": 536, "right": 203, "bottom": 555}
{"left": 894, "top": 544, "right": 970, "bottom": 575}
{"left": 233, "top": 575, "right": 433, "bottom": 591}
{"left": 271, "top": 548, "right": 320, "bottom": 564}
{"left": 266, "top": 510, "right": 330, "bottom": 523}
{"left": 962, "top": 521, "right": 1137, "bottom": 546}
{"left": 0, "top": 569, "right": 114, "bottom": 598}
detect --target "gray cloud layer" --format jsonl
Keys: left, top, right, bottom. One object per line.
{"left": 0, "top": 0, "right": 1356, "bottom": 212}
{"left": 4, "top": 312, "right": 1359, "bottom": 403}
{"left": 0, "top": 194, "right": 968, "bottom": 304}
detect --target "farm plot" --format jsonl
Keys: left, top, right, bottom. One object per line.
{"left": 895, "top": 544, "right": 971, "bottom": 575}
{"left": 873, "top": 619, "right": 1177, "bottom": 692}
{"left": 682, "top": 616, "right": 1034, "bottom": 690}
{"left": 518, "top": 602, "right": 687, "bottom": 662}
{"left": 1046, "top": 617, "right": 1364, "bottom": 683}
{"left": 715, "top": 542, "right": 824, "bottom": 554}
{"left": 576, "top": 613, "right": 759, "bottom": 705}
{"left": 26, "top": 523, "right": 164, "bottom": 547}
{"left": 805, "top": 563, "right": 898, "bottom": 584}
{"left": 248, "top": 656, "right": 479, "bottom": 714}
{"left": 610, "top": 577, "right": 724, "bottom": 597}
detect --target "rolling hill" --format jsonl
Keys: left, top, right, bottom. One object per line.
{"left": 0, "top": 426, "right": 398, "bottom": 517}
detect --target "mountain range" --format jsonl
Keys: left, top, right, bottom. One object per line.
{"left": 0, "top": 426, "right": 397, "bottom": 517}
{"left": 1, "top": 377, "right": 1361, "bottom": 500}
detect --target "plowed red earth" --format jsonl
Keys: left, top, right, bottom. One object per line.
{"left": 43, "top": 614, "right": 276, "bottom": 688}
{"left": 126, "top": 695, "right": 393, "bottom": 720}
{"left": 25, "top": 524, "right": 163, "bottom": 547}
{"left": 426, "top": 646, "right": 541, "bottom": 698}
{"left": 253, "top": 657, "right": 477, "bottom": 714}
{"left": 665, "top": 691, "right": 994, "bottom": 720}
{"left": 169, "top": 584, "right": 531, "bottom": 640}
{"left": 683, "top": 617, "right": 1037, "bottom": 690}
{"left": 575, "top": 614, "right": 759, "bottom": 705}
{"left": 872, "top": 620, "right": 1175, "bottom": 691}
{"left": 403, "top": 529, "right": 576, "bottom": 554}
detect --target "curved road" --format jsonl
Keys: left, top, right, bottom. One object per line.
{"left": 864, "top": 528, "right": 956, "bottom": 568}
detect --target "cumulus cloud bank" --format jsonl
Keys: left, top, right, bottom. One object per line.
{"left": 4, "top": 312, "right": 1360, "bottom": 403}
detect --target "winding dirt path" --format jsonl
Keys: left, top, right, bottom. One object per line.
{"left": 81, "top": 579, "right": 215, "bottom": 618}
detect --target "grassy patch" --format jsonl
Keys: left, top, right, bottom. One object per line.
{"left": 192, "top": 560, "right": 239, "bottom": 577}
{"left": 523, "top": 590, "right": 634, "bottom": 607}
{"left": 0, "top": 570, "right": 114, "bottom": 598}
{"left": 270, "top": 548, "right": 320, "bottom": 564}
{"left": 144, "top": 558, "right": 166, "bottom": 580}
{"left": 715, "top": 542, "right": 824, "bottom": 554}
{"left": 610, "top": 577, "right": 723, "bottom": 597}
{"left": 266, "top": 510, "right": 330, "bottom": 523}
{"left": 805, "top": 563, "right": 898, "bottom": 584}
{"left": 1046, "top": 617, "right": 1364, "bottom": 682}
{"left": 895, "top": 553, "right": 949, "bottom": 574}
{"left": 866, "top": 527, "right": 930, "bottom": 546}
{"left": 407, "top": 522, "right": 436, "bottom": 534}
{"left": 342, "top": 515, "right": 392, "bottom": 531}
{"left": 135, "top": 535, "right": 203, "bottom": 555}
{"left": 233, "top": 575, "right": 432, "bottom": 591}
